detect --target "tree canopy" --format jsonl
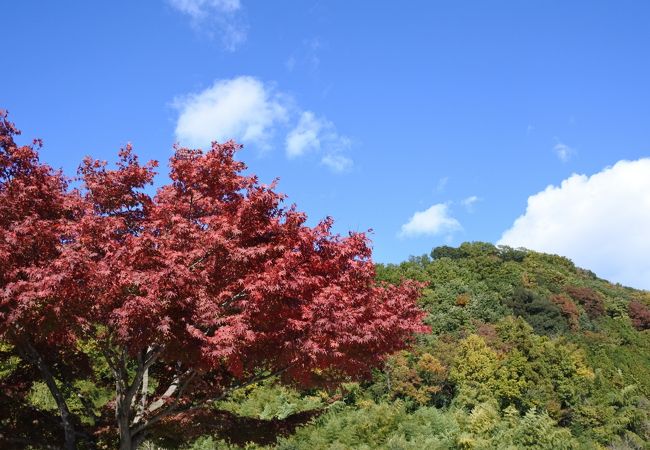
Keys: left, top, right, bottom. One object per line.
{"left": 0, "top": 112, "right": 426, "bottom": 449}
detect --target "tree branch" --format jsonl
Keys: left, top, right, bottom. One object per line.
{"left": 131, "top": 368, "right": 196, "bottom": 435}
{"left": 123, "top": 345, "right": 163, "bottom": 417}
{"left": 188, "top": 252, "right": 212, "bottom": 271}
{"left": 12, "top": 334, "right": 77, "bottom": 450}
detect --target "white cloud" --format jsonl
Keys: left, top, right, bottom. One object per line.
{"left": 461, "top": 195, "right": 480, "bottom": 212}
{"left": 321, "top": 153, "right": 353, "bottom": 173}
{"left": 173, "top": 76, "right": 288, "bottom": 149}
{"left": 554, "top": 142, "right": 574, "bottom": 162}
{"left": 168, "top": 0, "right": 246, "bottom": 51}
{"left": 498, "top": 158, "right": 650, "bottom": 289}
{"left": 173, "top": 77, "right": 353, "bottom": 172}
{"left": 285, "top": 111, "right": 353, "bottom": 173}
{"left": 399, "top": 203, "right": 462, "bottom": 238}
{"left": 286, "top": 111, "right": 323, "bottom": 158}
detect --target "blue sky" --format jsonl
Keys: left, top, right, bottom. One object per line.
{"left": 3, "top": 1, "right": 650, "bottom": 288}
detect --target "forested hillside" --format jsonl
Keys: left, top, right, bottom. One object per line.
{"left": 177, "top": 242, "right": 650, "bottom": 449}
{"left": 3, "top": 239, "right": 650, "bottom": 448}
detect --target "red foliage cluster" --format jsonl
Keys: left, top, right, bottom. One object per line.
{"left": 550, "top": 294, "right": 580, "bottom": 330}
{"left": 475, "top": 322, "right": 498, "bottom": 343}
{"left": 565, "top": 286, "right": 605, "bottom": 319}
{"left": 0, "top": 111, "right": 428, "bottom": 448}
{"left": 628, "top": 300, "right": 650, "bottom": 331}
{"left": 67, "top": 143, "right": 427, "bottom": 382}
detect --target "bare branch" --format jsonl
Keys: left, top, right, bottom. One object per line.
{"left": 131, "top": 369, "right": 196, "bottom": 435}
{"left": 188, "top": 251, "right": 212, "bottom": 271}
{"left": 124, "top": 345, "right": 163, "bottom": 414}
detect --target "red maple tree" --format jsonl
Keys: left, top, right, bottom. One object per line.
{"left": 0, "top": 111, "right": 91, "bottom": 449}
{"left": 0, "top": 112, "right": 427, "bottom": 449}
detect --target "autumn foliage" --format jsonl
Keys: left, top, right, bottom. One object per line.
{"left": 0, "top": 112, "right": 427, "bottom": 449}
{"left": 550, "top": 294, "right": 580, "bottom": 330}
{"left": 565, "top": 286, "right": 605, "bottom": 319}
{"left": 628, "top": 300, "right": 650, "bottom": 331}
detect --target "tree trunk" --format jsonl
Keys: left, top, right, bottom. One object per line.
{"left": 117, "top": 386, "right": 135, "bottom": 450}
{"left": 111, "top": 346, "right": 159, "bottom": 450}
{"left": 117, "top": 420, "right": 145, "bottom": 450}
{"left": 16, "top": 339, "right": 77, "bottom": 450}
{"left": 118, "top": 431, "right": 134, "bottom": 450}
{"left": 116, "top": 379, "right": 148, "bottom": 450}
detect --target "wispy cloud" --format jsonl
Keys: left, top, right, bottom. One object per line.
{"left": 285, "top": 56, "right": 297, "bottom": 72}
{"left": 399, "top": 203, "right": 461, "bottom": 238}
{"left": 286, "top": 38, "right": 323, "bottom": 74}
{"left": 553, "top": 141, "right": 575, "bottom": 162}
{"left": 436, "top": 176, "right": 449, "bottom": 193}
{"left": 167, "top": 0, "right": 247, "bottom": 51}
{"left": 169, "top": 0, "right": 240, "bottom": 18}
{"left": 461, "top": 195, "right": 481, "bottom": 212}
{"left": 321, "top": 153, "right": 353, "bottom": 173}
{"left": 285, "top": 111, "right": 352, "bottom": 173}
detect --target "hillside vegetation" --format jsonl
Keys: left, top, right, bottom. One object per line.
{"left": 180, "top": 242, "right": 650, "bottom": 450}
{"left": 4, "top": 242, "right": 650, "bottom": 449}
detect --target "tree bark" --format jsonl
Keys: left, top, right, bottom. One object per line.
{"left": 117, "top": 383, "right": 136, "bottom": 450}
